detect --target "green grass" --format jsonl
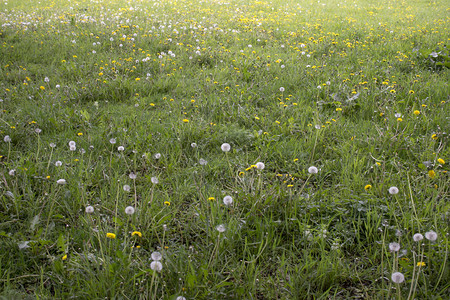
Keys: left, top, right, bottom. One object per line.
{"left": 0, "top": 0, "right": 448, "bottom": 299}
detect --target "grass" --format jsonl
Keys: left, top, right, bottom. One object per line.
{"left": 0, "top": 0, "right": 449, "bottom": 299}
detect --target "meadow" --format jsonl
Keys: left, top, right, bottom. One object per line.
{"left": 0, "top": 0, "right": 449, "bottom": 298}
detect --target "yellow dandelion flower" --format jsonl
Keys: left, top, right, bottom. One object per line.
{"left": 208, "top": 197, "right": 215, "bottom": 201}
{"left": 431, "top": 134, "right": 438, "bottom": 140}
{"left": 409, "top": 90, "right": 414, "bottom": 94}
{"left": 437, "top": 158, "right": 445, "bottom": 164}
{"left": 77, "top": 132, "right": 83, "bottom": 136}
{"left": 239, "top": 171, "right": 245, "bottom": 176}
{"left": 40, "top": 86, "right": 45, "bottom": 90}
{"left": 413, "top": 110, "right": 420, "bottom": 115}
{"left": 182, "top": 119, "right": 189, "bottom": 123}
{"left": 62, "top": 255, "right": 67, "bottom": 260}
{"left": 98, "top": 72, "right": 103, "bottom": 76}
{"left": 397, "top": 118, "right": 403, "bottom": 122}
{"left": 164, "top": 201, "right": 171, "bottom": 206}
{"left": 135, "top": 78, "right": 140, "bottom": 81}
{"left": 428, "top": 170, "right": 436, "bottom": 178}
{"left": 132, "top": 231, "right": 142, "bottom": 237}
{"left": 46, "top": 175, "right": 51, "bottom": 179}
{"left": 106, "top": 233, "right": 116, "bottom": 239}
{"left": 417, "top": 262, "right": 425, "bottom": 267}
{"left": 364, "top": 184, "right": 372, "bottom": 190}
{"left": 336, "top": 108, "right": 342, "bottom": 111}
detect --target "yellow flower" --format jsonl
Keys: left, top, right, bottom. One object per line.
{"left": 182, "top": 119, "right": 189, "bottom": 123}
{"left": 164, "top": 201, "right": 171, "bottom": 206}
{"left": 98, "top": 72, "right": 103, "bottom": 76}
{"left": 135, "top": 78, "right": 140, "bottom": 81}
{"left": 46, "top": 175, "right": 51, "bottom": 179}
{"left": 131, "top": 231, "right": 142, "bottom": 237}
{"left": 208, "top": 197, "right": 215, "bottom": 201}
{"left": 106, "top": 233, "right": 116, "bottom": 239}
{"left": 364, "top": 184, "right": 372, "bottom": 190}
{"left": 437, "top": 158, "right": 445, "bottom": 164}
{"left": 417, "top": 262, "right": 425, "bottom": 267}
{"left": 40, "top": 86, "right": 45, "bottom": 90}
{"left": 431, "top": 134, "right": 438, "bottom": 140}
{"left": 62, "top": 255, "right": 67, "bottom": 260}
{"left": 239, "top": 171, "right": 245, "bottom": 176}
{"left": 428, "top": 170, "right": 436, "bottom": 178}
{"left": 409, "top": 90, "right": 415, "bottom": 94}
{"left": 77, "top": 132, "right": 83, "bottom": 136}
{"left": 397, "top": 118, "right": 403, "bottom": 122}
{"left": 413, "top": 110, "right": 420, "bottom": 115}
{"left": 336, "top": 108, "right": 342, "bottom": 111}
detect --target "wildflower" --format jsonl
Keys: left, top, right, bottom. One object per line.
{"left": 164, "top": 201, "right": 171, "bottom": 206}
{"left": 221, "top": 143, "right": 231, "bottom": 152}
{"left": 125, "top": 206, "right": 135, "bottom": 215}
{"left": 118, "top": 146, "right": 125, "bottom": 151}
{"left": 336, "top": 108, "right": 342, "bottom": 111}
{"left": 413, "top": 233, "right": 423, "bottom": 242}
{"left": 314, "top": 125, "right": 321, "bottom": 129}
{"left": 132, "top": 231, "right": 142, "bottom": 237}
{"left": 70, "top": 145, "right": 76, "bottom": 151}
{"left": 417, "top": 262, "right": 425, "bottom": 267}
{"left": 40, "top": 86, "right": 45, "bottom": 90}
{"left": 85, "top": 206, "right": 94, "bottom": 213}
{"left": 308, "top": 166, "right": 318, "bottom": 174}
{"left": 151, "top": 177, "right": 159, "bottom": 184}
{"left": 364, "top": 184, "right": 372, "bottom": 190}
{"left": 182, "top": 119, "right": 189, "bottom": 123}
{"left": 428, "top": 170, "right": 436, "bottom": 178}
{"left": 62, "top": 254, "right": 67, "bottom": 260}
{"left": 395, "top": 113, "right": 402, "bottom": 118}
{"left": 397, "top": 118, "right": 403, "bottom": 122}
{"left": 389, "top": 187, "right": 399, "bottom": 195}
{"left": 55, "top": 161, "right": 62, "bottom": 167}
{"left": 256, "top": 162, "right": 265, "bottom": 170}
{"left": 389, "top": 242, "right": 401, "bottom": 252}
{"left": 150, "top": 261, "right": 163, "bottom": 272}
{"left": 106, "top": 233, "right": 116, "bottom": 239}
{"left": 199, "top": 158, "right": 207, "bottom": 165}
{"left": 437, "top": 158, "right": 445, "bottom": 164}
{"left": 50, "top": 143, "right": 56, "bottom": 148}
{"left": 4, "top": 135, "right": 11, "bottom": 142}
{"left": 279, "top": 87, "right": 285, "bottom": 92}
{"left": 57, "top": 179, "right": 67, "bottom": 185}
{"left": 191, "top": 143, "right": 197, "bottom": 148}
{"left": 123, "top": 185, "right": 131, "bottom": 192}
{"left": 208, "top": 197, "right": 215, "bottom": 201}
{"left": 176, "top": 297, "right": 186, "bottom": 300}
{"left": 431, "top": 134, "right": 438, "bottom": 140}
{"left": 425, "top": 231, "right": 437, "bottom": 241}
{"left": 8, "top": 169, "right": 15, "bottom": 176}
{"left": 391, "top": 272, "right": 405, "bottom": 283}
{"left": 223, "top": 195, "right": 233, "bottom": 206}
{"left": 216, "top": 224, "right": 226, "bottom": 233}
{"left": 151, "top": 251, "right": 162, "bottom": 261}
{"left": 154, "top": 153, "right": 161, "bottom": 159}
{"left": 109, "top": 138, "right": 116, "bottom": 144}
{"left": 413, "top": 110, "right": 420, "bottom": 115}
{"left": 35, "top": 128, "right": 42, "bottom": 134}
{"left": 129, "top": 173, "right": 137, "bottom": 179}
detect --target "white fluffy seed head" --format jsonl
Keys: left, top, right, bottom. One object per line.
{"left": 118, "top": 146, "right": 124, "bottom": 151}
{"left": 308, "top": 166, "right": 318, "bottom": 174}
{"left": 391, "top": 272, "right": 405, "bottom": 284}
{"left": 123, "top": 185, "right": 131, "bottom": 192}
{"left": 425, "top": 231, "right": 438, "bottom": 241}
{"left": 221, "top": 143, "right": 231, "bottom": 152}
{"left": 69, "top": 141, "right": 76, "bottom": 147}
{"left": 413, "top": 233, "right": 424, "bottom": 242}
{"left": 389, "top": 242, "right": 401, "bottom": 252}
{"left": 85, "top": 206, "right": 94, "bottom": 213}
{"left": 56, "top": 179, "right": 67, "bottom": 185}
{"left": 216, "top": 224, "right": 226, "bottom": 233}
{"left": 151, "top": 177, "right": 159, "bottom": 184}
{"left": 150, "top": 261, "right": 163, "bottom": 272}
{"left": 256, "top": 162, "right": 265, "bottom": 170}
{"left": 223, "top": 195, "right": 233, "bottom": 206}
{"left": 125, "top": 206, "right": 135, "bottom": 215}
{"left": 151, "top": 251, "right": 162, "bottom": 261}
{"left": 389, "top": 186, "right": 399, "bottom": 195}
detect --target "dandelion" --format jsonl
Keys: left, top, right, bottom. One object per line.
{"left": 69, "top": 141, "right": 76, "bottom": 147}
{"left": 216, "top": 224, "right": 226, "bottom": 233}
{"left": 425, "top": 231, "right": 437, "bottom": 241}
{"left": 151, "top": 177, "right": 159, "bottom": 184}
{"left": 428, "top": 170, "right": 436, "bottom": 178}
{"left": 4, "top": 135, "right": 11, "bottom": 142}
{"left": 256, "top": 162, "right": 265, "bottom": 170}
{"left": 164, "top": 201, "right": 171, "bottom": 206}
{"left": 389, "top": 242, "right": 401, "bottom": 252}
{"left": 132, "top": 231, "right": 142, "bottom": 237}
{"left": 417, "top": 262, "right": 425, "bottom": 267}
{"left": 70, "top": 145, "right": 76, "bottom": 151}
{"left": 391, "top": 272, "right": 405, "bottom": 283}
{"left": 279, "top": 87, "right": 285, "bottom": 92}
{"left": 123, "top": 185, "right": 131, "bottom": 192}
{"left": 437, "top": 158, "right": 445, "bottom": 164}
{"left": 125, "top": 206, "right": 135, "bottom": 215}
{"left": 85, "top": 206, "right": 94, "bottom": 213}
{"left": 118, "top": 146, "right": 125, "bottom": 151}
{"left": 182, "top": 119, "right": 189, "bottom": 123}
{"left": 389, "top": 187, "right": 399, "bottom": 195}
{"left": 129, "top": 173, "right": 137, "bottom": 179}
{"left": 154, "top": 153, "right": 161, "bottom": 159}
{"left": 176, "top": 297, "right": 186, "bottom": 300}
{"left": 221, "top": 143, "right": 231, "bottom": 152}
{"left": 55, "top": 161, "right": 62, "bottom": 167}
{"left": 50, "top": 143, "right": 56, "bottom": 148}
{"left": 8, "top": 169, "right": 15, "bottom": 176}
{"left": 308, "top": 166, "right": 318, "bottom": 174}
{"left": 151, "top": 251, "right": 162, "bottom": 261}
{"left": 199, "top": 158, "right": 207, "bottom": 165}
{"left": 191, "top": 142, "right": 197, "bottom": 148}
{"left": 223, "top": 195, "right": 233, "bottom": 206}
{"left": 150, "top": 261, "right": 163, "bottom": 272}
{"left": 62, "top": 254, "right": 67, "bottom": 260}
{"left": 431, "top": 134, "right": 438, "bottom": 140}
{"left": 106, "top": 233, "right": 116, "bottom": 239}
{"left": 35, "top": 128, "right": 42, "bottom": 134}
{"left": 208, "top": 197, "right": 215, "bottom": 201}
{"left": 109, "top": 138, "right": 116, "bottom": 144}
{"left": 364, "top": 184, "right": 372, "bottom": 190}
{"left": 57, "top": 179, "right": 67, "bottom": 185}
{"left": 413, "top": 233, "right": 423, "bottom": 242}
{"left": 314, "top": 125, "right": 321, "bottom": 129}
{"left": 413, "top": 110, "right": 420, "bottom": 115}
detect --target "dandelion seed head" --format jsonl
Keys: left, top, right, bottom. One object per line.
{"left": 69, "top": 141, "right": 76, "bottom": 147}
{"left": 129, "top": 173, "right": 137, "bottom": 179}
{"left": 57, "top": 179, "right": 67, "bottom": 185}
{"left": 50, "top": 143, "right": 56, "bottom": 148}
{"left": 389, "top": 186, "right": 399, "bottom": 195}
{"left": 109, "top": 138, "right": 116, "bottom": 144}
{"left": 256, "top": 162, "right": 265, "bottom": 170}
{"left": 216, "top": 224, "right": 226, "bottom": 233}
{"left": 223, "top": 195, "right": 233, "bottom": 206}
{"left": 150, "top": 261, "right": 163, "bottom": 272}
{"left": 4, "top": 135, "right": 11, "bottom": 142}
{"left": 55, "top": 161, "right": 62, "bottom": 167}
{"left": 221, "top": 143, "right": 231, "bottom": 152}
{"left": 123, "top": 185, "right": 131, "bottom": 192}
{"left": 389, "top": 242, "right": 401, "bottom": 252}
{"left": 125, "top": 206, "right": 135, "bottom": 215}
{"left": 70, "top": 145, "right": 76, "bottom": 151}
{"left": 425, "top": 231, "right": 437, "bottom": 241}
{"left": 8, "top": 169, "right": 15, "bottom": 176}
{"left": 151, "top": 251, "right": 162, "bottom": 261}
{"left": 118, "top": 146, "right": 125, "bottom": 151}
{"left": 279, "top": 87, "right": 285, "bottom": 92}
{"left": 191, "top": 142, "right": 197, "bottom": 148}
{"left": 199, "top": 158, "right": 208, "bottom": 165}
{"left": 391, "top": 272, "right": 405, "bottom": 284}
{"left": 154, "top": 153, "right": 161, "bottom": 159}
{"left": 413, "top": 233, "right": 423, "bottom": 242}
{"left": 85, "top": 206, "right": 94, "bottom": 213}
{"left": 151, "top": 177, "right": 159, "bottom": 184}
{"left": 308, "top": 166, "right": 318, "bottom": 174}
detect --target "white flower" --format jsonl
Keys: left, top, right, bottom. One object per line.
{"left": 150, "top": 261, "right": 163, "bottom": 272}
{"left": 199, "top": 158, "right": 207, "bottom": 165}
{"left": 49, "top": 143, "right": 56, "bottom": 148}
{"left": 279, "top": 87, "right": 285, "bottom": 92}
{"left": 125, "top": 206, "right": 135, "bottom": 215}
{"left": 55, "top": 84, "right": 60, "bottom": 89}
{"left": 216, "top": 224, "right": 226, "bottom": 233}
{"left": 123, "top": 185, "right": 131, "bottom": 192}
{"left": 176, "top": 297, "right": 186, "bottom": 300}
{"left": 389, "top": 242, "right": 401, "bottom": 252}
{"left": 221, "top": 143, "right": 231, "bottom": 152}
{"left": 57, "top": 179, "right": 67, "bottom": 185}
{"left": 256, "top": 162, "right": 265, "bottom": 170}
{"left": 35, "top": 128, "right": 42, "bottom": 134}
{"left": 151, "top": 177, "right": 159, "bottom": 184}
{"left": 69, "top": 141, "right": 76, "bottom": 147}
{"left": 413, "top": 233, "right": 423, "bottom": 242}
{"left": 389, "top": 187, "right": 399, "bottom": 195}
{"left": 8, "top": 169, "right": 15, "bottom": 176}
{"left": 4, "top": 135, "right": 11, "bottom": 142}
{"left": 129, "top": 173, "right": 137, "bottom": 179}
{"left": 223, "top": 195, "right": 233, "bottom": 206}
{"left": 109, "top": 138, "right": 116, "bottom": 144}
{"left": 395, "top": 113, "right": 402, "bottom": 118}
{"left": 151, "top": 251, "right": 162, "bottom": 261}
{"left": 391, "top": 272, "right": 405, "bottom": 283}
{"left": 70, "top": 145, "right": 76, "bottom": 151}
{"left": 85, "top": 206, "right": 94, "bottom": 213}
{"left": 308, "top": 166, "right": 318, "bottom": 174}
{"left": 425, "top": 231, "right": 438, "bottom": 241}
{"left": 315, "top": 125, "right": 321, "bottom": 129}
{"left": 118, "top": 146, "right": 124, "bottom": 151}
{"left": 44, "top": 77, "right": 49, "bottom": 82}
{"left": 191, "top": 142, "right": 197, "bottom": 148}
{"left": 154, "top": 153, "right": 161, "bottom": 159}
{"left": 55, "top": 161, "right": 63, "bottom": 167}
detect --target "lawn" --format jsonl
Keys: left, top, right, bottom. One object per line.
{"left": 0, "top": 0, "right": 448, "bottom": 299}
